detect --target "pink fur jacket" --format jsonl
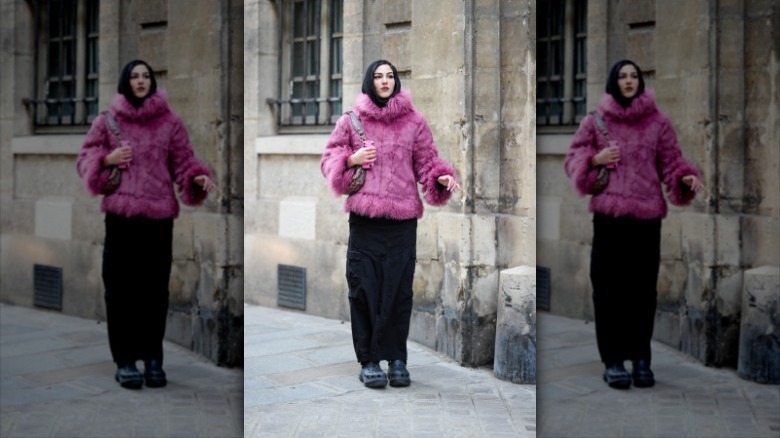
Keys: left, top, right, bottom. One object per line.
{"left": 321, "top": 88, "right": 457, "bottom": 220}
{"left": 77, "top": 91, "right": 212, "bottom": 219}
{"left": 564, "top": 91, "right": 700, "bottom": 219}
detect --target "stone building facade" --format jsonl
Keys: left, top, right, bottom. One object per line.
{"left": 245, "top": 0, "right": 536, "bottom": 370}
{"left": 537, "top": 0, "right": 779, "bottom": 367}
{"left": 0, "top": 0, "right": 244, "bottom": 366}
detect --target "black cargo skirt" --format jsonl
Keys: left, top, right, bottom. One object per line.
{"left": 346, "top": 213, "right": 417, "bottom": 363}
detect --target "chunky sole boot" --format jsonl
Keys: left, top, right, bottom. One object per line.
{"left": 143, "top": 359, "right": 167, "bottom": 388}
{"left": 631, "top": 360, "right": 655, "bottom": 388}
{"left": 387, "top": 360, "right": 411, "bottom": 387}
{"left": 603, "top": 363, "right": 631, "bottom": 389}
{"left": 359, "top": 361, "right": 388, "bottom": 388}
{"left": 115, "top": 363, "right": 143, "bottom": 389}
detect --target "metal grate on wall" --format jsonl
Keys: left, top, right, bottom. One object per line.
{"left": 33, "top": 264, "right": 63, "bottom": 310}
{"left": 537, "top": 266, "right": 551, "bottom": 311}
{"left": 277, "top": 264, "right": 306, "bottom": 310}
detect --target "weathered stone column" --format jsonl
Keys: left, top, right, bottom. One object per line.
{"left": 494, "top": 266, "right": 536, "bottom": 383}
{"left": 737, "top": 266, "right": 780, "bottom": 384}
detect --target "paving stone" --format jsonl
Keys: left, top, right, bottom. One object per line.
{"left": 538, "top": 311, "right": 780, "bottom": 437}
{"left": 0, "top": 304, "right": 242, "bottom": 438}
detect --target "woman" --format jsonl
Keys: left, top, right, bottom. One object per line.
{"left": 321, "top": 60, "right": 459, "bottom": 389}
{"left": 77, "top": 60, "right": 215, "bottom": 389}
{"left": 564, "top": 60, "right": 704, "bottom": 389}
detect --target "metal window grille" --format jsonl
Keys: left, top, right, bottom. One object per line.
{"left": 277, "top": 264, "right": 306, "bottom": 310}
{"left": 269, "top": 0, "right": 343, "bottom": 127}
{"left": 33, "top": 264, "right": 63, "bottom": 311}
{"left": 537, "top": 0, "right": 587, "bottom": 126}
{"left": 537, "top": 266, "right": 551, "bottom": 311}
{"left": 24, "top": 0, "right": 100, "bottom": 128}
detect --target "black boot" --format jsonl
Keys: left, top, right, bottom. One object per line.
{"left": 359, "top": 361, "right": 388, "bottom": 388}
{"left": 143, "top": 359, "right": 167, "bottom": 388}
{"left": 603, "top": 362, "right": 631, "bottom": 389}
{"left": 631, "top": 359, "right": 655, "bottom": 387}
{"left": 387, "top": 360, "right": 411, "bottom": 387}
{"left": 115, "top": 362, "right": 143, "bottom": 389}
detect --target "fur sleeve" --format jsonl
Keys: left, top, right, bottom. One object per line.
{"left": 168, "top": 117, "right": 213, "bottom": 206}
{"left": 413, "top": 117, "right": 456, "bottom": 206}
{"left": 321, "top": 114, "right": 358, "bottom": 196}
{"left": 564, "top": 115, "right": 601, "bottom": 196}
{"left": 657, "top": 117, "right": 700, "bottom": 206}
{"left": 76, "top": 114, "right": 113, "bottom": 196}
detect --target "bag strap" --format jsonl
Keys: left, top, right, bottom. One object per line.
{"left": 102, "top": 111, "right": 122, "bottom": 143}
{"left": 590, "top": 110, "right": 610, "bottom": 143}
{"left": 346, "top": 110, "right": 367, "bottom": 143}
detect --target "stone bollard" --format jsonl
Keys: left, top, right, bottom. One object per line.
{"left": 737, "top": 266, "right": 780, "bottom": 384}
{"left": 494, "top": 266, "right": 536, "bottom": 383}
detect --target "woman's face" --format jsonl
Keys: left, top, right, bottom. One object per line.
{"left": 373, "top": 64, "right": 395, "bottom": 99}
{"left": 617, "top": 64, "right": 639, "bottom": 99}
{"left": 129, "top": 64, "right": 151, "bottom": 99}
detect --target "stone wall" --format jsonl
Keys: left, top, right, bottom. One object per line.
{"left": 538, "top": 0, "right": 779, "bottom": 367}
{"left": 244, "top": 0, "right": 536, "bottom": 367}
{"left": 0, "top": 0, "right": 244, "bottom": 366}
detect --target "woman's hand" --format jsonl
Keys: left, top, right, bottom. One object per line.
{"left": 682, "top": 175, "right": 704, "bottom": 193}
{"left": 437, "top": 175, "right": 460, "bottom": 192}
{"left": 591, "top": 146, "right": 621, "bottom": 167}
{"left": 347, "top": 145, "right": 377, "bottom": 167}
{"left": 104, "top": 146, "right": 133, "bottom": 167}
{"left": 193, "top": 175, "right": 217, "bottom": 193}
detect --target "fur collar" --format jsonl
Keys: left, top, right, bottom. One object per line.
{"left": 598, "top": 90, "right": 659, "bottom": 122}
{"left": 354, "top": 88, "right": 415, "bottom": 122}
{"left": 109, "top": 90, "right": 171, "bottom": 123}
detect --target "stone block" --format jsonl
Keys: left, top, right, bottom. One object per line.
{"left": 412, "top": 259, "right": 444, "bottom": 307}
{"left": 278, "top": 196, "right": 317, "bottom": 240}
{"left": 137, "top": 0, "right": 168, "bottom": 24}
{"left": 14, "top": 155, "right": 83, "bottom": 198}
{"left": 310, "top": 242, "right": 350, "bottom": 321}
{"left": 70, "top": 201, "right": 103, "bottom": 245}
{"left": 172, "top": 213, "right": 194, "bottom": 260}
{"left": 315, "top": 200, "right": 349, "bottom": 245}
{"left": 627, "top": 29, "right": 655, "bottom": 73}
{"left": 139, "top": 31, "right": 167, "bottom": 73}
{"left": 497, "top": 214, "right": 534, "bottom": 268}
{"left": 35, "top": 197, "right": 72, "bottom": 241}
{"left": 416, "top": 213, "right": 438, "bottom": 262}
{"left": 660, "top": 213, "right": 682, "bottom": 260}
{"left": 494, "top": 266, "right": 536, "bottom": 383}
{"left": 626, "top": 0, "right": 656, "bottom": 24}
{"left": 738, "top": 266, "right": 780, "bottom": 383}
{"left": 537, "top": 196, "right": 561, "bottom": 242}
{"left": 383, "top": 0, "right": 411, "bottom": 24}
{"left": 715, "top": 214, "right": 741, "bottom": 267}
{"left": 246, "top": 198, "right": 279, "bottom": 236}
{"left": 741, "top": 215, "right": 780, "bottom": 268}
{"left": 472, "top": 214, "right": 497, "bottom": 266}
{"left": 383, "top": 32, "right": 411, "bottom": 73}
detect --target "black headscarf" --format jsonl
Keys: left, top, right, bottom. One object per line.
{"left": 605, "top": 59, "right": 645, "bottom": 108}
{"left": 361, "top": 60, "right": 401, "bottom": 108}
{"left": 117, "top": 59, "right": 157, "bottom": 108}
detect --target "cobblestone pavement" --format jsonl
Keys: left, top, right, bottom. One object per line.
{"left": 243, "top": 304, "right": 536, "bottom": 437}
{"left": 0, "top": 303, "right": 242, "bottom": 438}
{"left": 538, "top": 311, "right": 780, "bottom": 438}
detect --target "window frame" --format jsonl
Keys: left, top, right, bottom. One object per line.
{"left": 537, "top": 0, "right": 587, "bottom": 128}
{"left": 26, "top": 0, "right": 99, "bottom": 132}
{"left": 272, "top": 0, "right": 343, "bottom": 130}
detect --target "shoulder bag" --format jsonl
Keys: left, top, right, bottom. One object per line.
{"left": 345, "top": 111, "right": 368, "bottom": 195}
{"left": 589, "top": 111, "right": 612, "bottom": 195}
{"left": 100, "top": 111, "right": 124, "bottom": 195}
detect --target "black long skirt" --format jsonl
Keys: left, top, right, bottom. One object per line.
{"left": 590, "top": 212, "right": 662, "bottom": 365}
{"left": 346, "top": 213, "right": 417, "bottom": 364}
{"left": 102, "top": 213, "right": 173, "bottom": 365}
